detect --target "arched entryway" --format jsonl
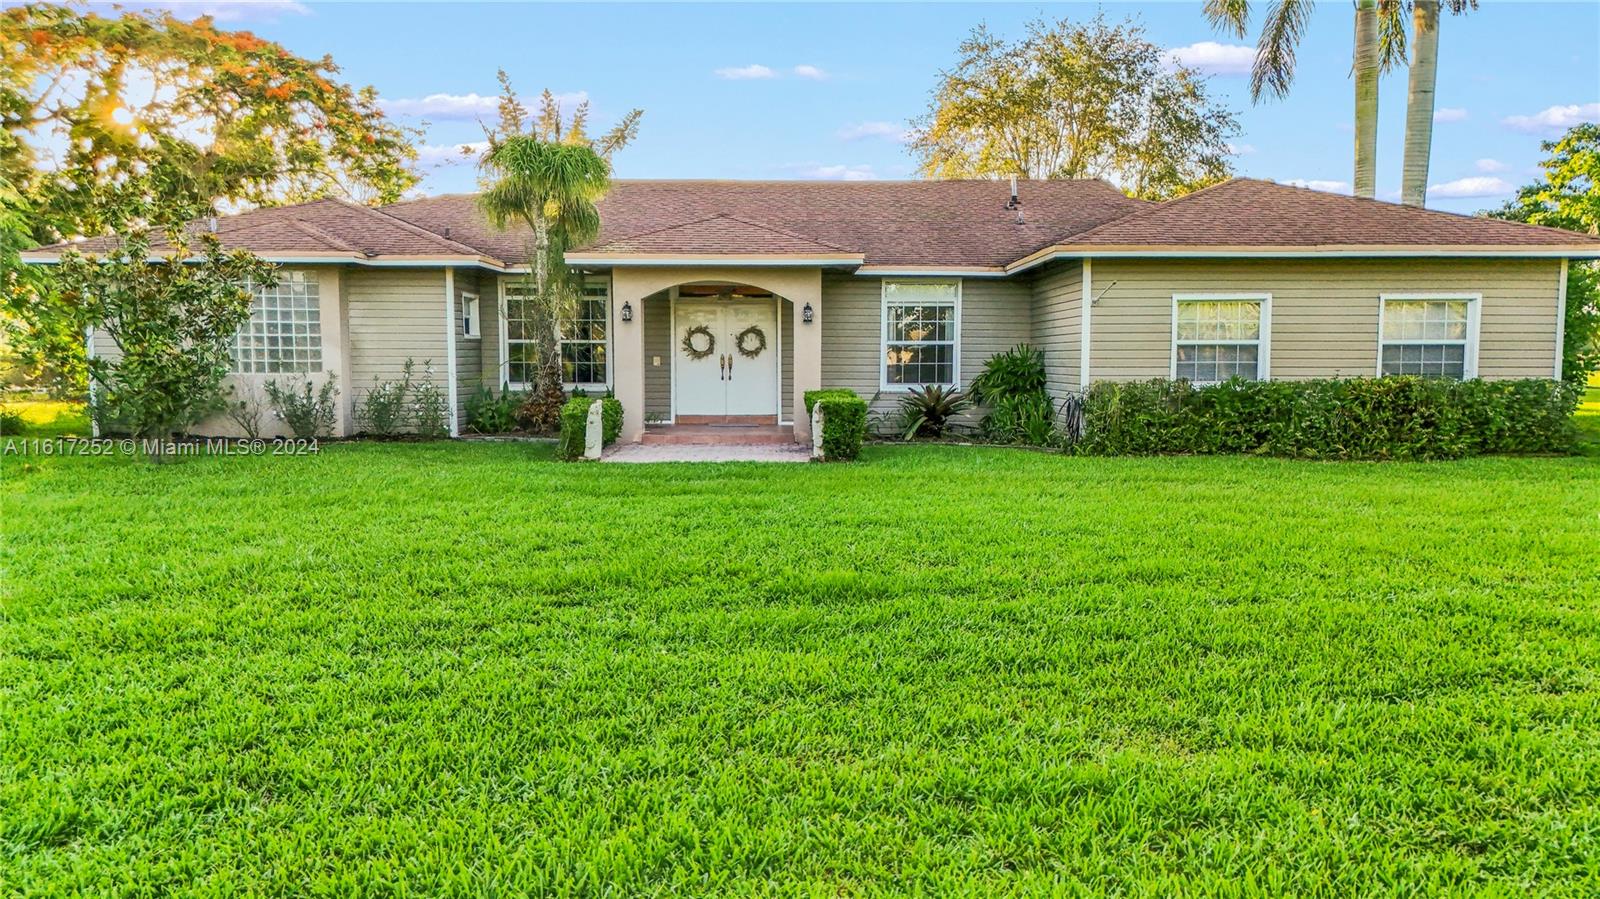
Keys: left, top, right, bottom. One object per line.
{"left": 609, "top": 266, "right": 823, "bottom": 444}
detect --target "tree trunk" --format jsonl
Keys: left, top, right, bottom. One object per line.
{"left": 1400, "top": 0, "right": 1441, "bottom": 207}
{"left": 1353, "top": 0, "right": 1381, "bottom": 199}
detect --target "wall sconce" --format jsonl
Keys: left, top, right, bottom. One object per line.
{"left": 620, "top": 301, "right": 633, "bottom": 323}
{"left": 802, "top": 302, "right": 814, "bottom": 324}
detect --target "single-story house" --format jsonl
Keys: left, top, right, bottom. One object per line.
{"left": 25, "top": 177, "right": 1600, "bottom": 443}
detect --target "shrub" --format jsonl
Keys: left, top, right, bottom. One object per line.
{"left": 264, "top": 375, "right": 339, "bottom": 439}
{"left": 359, "top": 359, "right": 415, "bottom": 437}
{"left": 465, "top": 386, "right": 523, "bottom": 434}
{"left": 804, "top": 388, "right": 868, "bottom": 461}
{"left": 226, "top": 383, "right": 266, "bottom": 440}
{"left": 411, "top": 361, "right": 448, "bottom": 438}
{"left": 558, "top": 395, "right": 624, "bottom": 460}
{"left": 985, "top": 392, "right": 1062, "bottom": 447}
{"left": 1080, "top": 376, "right": 1580, "bottom": 460}
{"left": 0, "top": 407, "right": 25, "bottom": 435}
{"left": 969, "top": 344, "right": 1047, "bottom": 404}
{"left": 897, "top": 385, "right": 969, "bottom": 440}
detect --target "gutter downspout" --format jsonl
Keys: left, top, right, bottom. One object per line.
{"left": 1555, "top": 258, "right": 1569, "bottom": 380}
{"left": 86, "top": 324, "right": 98, "bottom": 438}
{"left": 444, "top": 267, "right": 459, "bottom": 437}
{"left": 1080, "top": 258, "right": 1093, "bottom": 390}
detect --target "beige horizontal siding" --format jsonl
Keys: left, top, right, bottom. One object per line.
{"left": 642, "top": 291, "right": 671, "bottom": 420}
{"left": 821, "top": 274, "right": 1034, "bottom": 416}
{"left": 347, "top": 270, "right": 449, "bottom": 404}
{"left": 453, "top": 270, "right": 483, "bottom": 429}
{"left": 1028, "top": 261, "right": 1083, "bottom": 395}
{"left": 1089, "top": 258, "right": 1562, "bottom": 382}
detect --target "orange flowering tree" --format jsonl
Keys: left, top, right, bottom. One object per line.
{"left": 1, "top": 3, "right": 420, "bottom": 243}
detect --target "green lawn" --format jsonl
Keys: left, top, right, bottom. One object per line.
{"left": 3, "top": 443, "right": 1599, "bottom": 895}
{"left": 0, "top": 399, "right": 91, "bottom": 439}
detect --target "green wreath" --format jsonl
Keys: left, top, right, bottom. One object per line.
{"left": 734, "top": 324, "right": 768, "bottom": 359}
{"left": 681, "top": 324, "right": 716, "bottom": 360}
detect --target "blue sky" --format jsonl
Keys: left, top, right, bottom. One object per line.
{"left": 94, "top": 1, "right": 1600, "bottom": 213}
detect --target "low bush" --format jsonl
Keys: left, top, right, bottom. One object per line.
{"left": 411, "top": 362, "right": 449, "bottom": 438}
{"left": 969, "top": 344, "right": 1047, "bottom": 404}
{"left": 558, "top": 395, "right": 624, "bottom": 460}
{"left": 464, "top": 386, "right": 523, "bottom": 434}
{"left": 264, "top": 375, "right": 339, "bottom": 439}
{"left": 0, "top": 407, "right": 26, "bottom": 435}
{"left": 1080, "top": 376, "right": 1581, "bottom": 460}
{"left": 359, "top": 360, "right": 414, "bottom": 437}
{"left": 804, "top": 388, "right": 868, "bottom": 461}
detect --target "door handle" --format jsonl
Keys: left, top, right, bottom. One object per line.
{"left": 727, "top": 352, "right": 733, "bottom": 378}
{"left": 719, "top": 354, "right": 727, "bottom": 381}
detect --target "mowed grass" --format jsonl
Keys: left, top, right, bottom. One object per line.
{"left": 3, "top": 442, "right": 1599, "bottom": 896}
{"left": 0, "top": 400, "right": 91, "bottom": 439}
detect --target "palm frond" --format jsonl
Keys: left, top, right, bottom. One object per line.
{"left": 1377, "top": 0, "right": 1410, "bottom": 73}
{"left": 1203, "top": 0, "right": 1252, "bottom": 38}
{"left": 1251, "top": 0, "right": 1313, "bottom": 101}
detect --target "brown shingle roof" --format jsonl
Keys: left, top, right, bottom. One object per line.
{"left": 585, "top": 213, "right": 857, "bottom": 256}
{"left": 1057, "top": 178, "right": 1600, "bottom": 249}
{"left": 384, "top": 179, "right": 1150, "bottom": 267}
{"left": 24, "top": 178, "right": 1598, "bottom": 267}
{"left": 35, "top": 198, "right": 486, "bottom": 258}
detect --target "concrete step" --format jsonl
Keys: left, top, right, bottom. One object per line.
{"left": 642, "top": 425, "right": 796, "bottom": 446}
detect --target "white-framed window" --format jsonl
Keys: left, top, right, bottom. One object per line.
{"left": 1378, "top": 294, "right": 1479, "bottom": 379}
{"left": 1171, "top": 294, "right": 1270, "bottom": 383}
{"left": 460, "top": 292, "right": 480, "bottom": 339}
{"left": 561, "top": 278, "right": 609, "bottom": 387}
{"left": 500, "top": 276, "right": 610, "bottom": 389}
{"left": 882, "top": 279, "right": 960, "bottom": 389}
{"left": 233, "top": 270, "right": 321, "bottom": 373}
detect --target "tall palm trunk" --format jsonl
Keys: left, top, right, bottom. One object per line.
{"left": 1400, "top": 0, "right": 1441, "bottom": 206}
{"left": 1353, "top": 0, "right": 1381, "bottom": 199}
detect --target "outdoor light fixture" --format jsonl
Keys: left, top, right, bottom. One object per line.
{"left": 620, "top": 301, "right": 633, "bottom": 322}
{"left": 802, "top": 302, "right": 814, "bottom": 323}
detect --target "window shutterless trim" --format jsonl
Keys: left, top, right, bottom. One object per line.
{"left": 460, "top": 291, "right": 481, "bottom": 340}
{"left": 1169, "top": 293, "right": 1271, "bottom": 383}
{"left": 879, "top": 278, "right": 961, "bottom": 392}
{"left": 1376, "top": 293, "right": 1481, "bottom": 379}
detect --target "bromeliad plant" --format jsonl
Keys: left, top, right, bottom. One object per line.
{"left": 898, "top": 385, "right": 970, "bottom": 440}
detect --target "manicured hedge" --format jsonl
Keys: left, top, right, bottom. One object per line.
{"left": 1079, "top": 377, "right": 1581, "bottom": 460}
{"left": 559, "top": 395, "right": 624, "bottom": 460}
{"left": 804, "top": 388, "right": 868, "bottom": 461}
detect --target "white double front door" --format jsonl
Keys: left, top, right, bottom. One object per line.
{"left": 674, "top": 299, "right": 779, "bottom": 422}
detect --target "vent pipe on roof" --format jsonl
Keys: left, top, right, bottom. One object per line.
{"left": 444, "top": 226, "right": 451, "bottom": 239}
{"left": 207, "top": 216, "right": 218, "bottom": 233}
{"left": 1006, "top": 175, "right": 1023, "bottom": 224}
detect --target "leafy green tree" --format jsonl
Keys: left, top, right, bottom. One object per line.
{"left": 909, "top": 15, "right": 1238, "bottom": 200}
{"left": 477, "top": 74, "right": 639, "bottom": 430}
{"left": 2, "top": 3, "right": 420, "bottom": 243}
{"left": 1, "top": 3, "right": 420, "bottom": 398}
{"left": 52, "top": 231, "right": 276, "bottom": 457}
{"left": 1487, "top": 124, "right": 1600, "bottom": 382}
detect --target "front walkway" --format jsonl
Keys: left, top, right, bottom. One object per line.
{"left": 602, "top": 443, "right": 812, "bottom": 463}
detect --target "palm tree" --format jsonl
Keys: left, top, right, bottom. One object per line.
{"left": 476, "top": 76, "right": 641, "bottom": 429}
{"left": 1391, "top": 1, "right": 1477, "bottom": 207}
{"left": 1204, "top": 0, "right": 1380, "bottom": 197}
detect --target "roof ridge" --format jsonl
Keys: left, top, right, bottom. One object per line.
{"left": 711, "top": 213, "right": 855, "bottom": 252}
{"left": 285, "top": 218, "right": 362, "bottom": 253}
{"left": 328, "top": 198, "right": 487, "bottom": 256}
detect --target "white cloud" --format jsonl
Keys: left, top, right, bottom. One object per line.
{"left": 793, "top": 65, "right": 828, "bottom": 80}
{"left": 790, "top": 163, "right": 878, "bottom": 181}
{"left": 416, "top": 141, "right": 489, "bottom": 166}
{"left": 89, "top": 0, "right": 310, "bottom": 22}
{"left": 1502, "top": 102, "right": 1600, "bottom": 134}
{"left": 381, "top": 93, "right": 498, "bottom": 119}
{"left": 1433, "top": 107, "right": 1468, "bottom": 123}
{"left": 1283, "top": 179, "right": 1353, "bottom": 194}
{"left": 1474, "top": 158, "right": 1508, "bottom": 173}
{"left": 381, "top": 90, "right": 588, "bottom": 121}
{"left": 1428, "top": 176, "right": 1513, "bottom": 198}
{"left": 1163, "top": 41, "right": 1256, "bottom": 76}
{"left": 837, "top": 121, "right": 910, "bottom": 143}
{"left": 715, "top": 64, "right": 777, "bottom": 80}
{"left": 1226, "top": 142, "right": 1257, "bottom": 156}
